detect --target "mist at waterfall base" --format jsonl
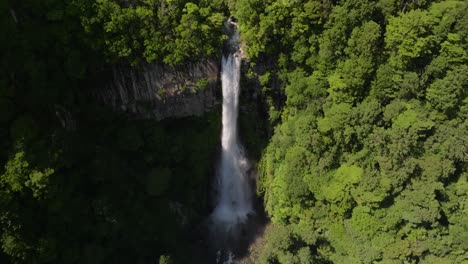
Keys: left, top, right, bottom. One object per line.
{"left": 208, "top": 35, "right": 258, "bottom": 263}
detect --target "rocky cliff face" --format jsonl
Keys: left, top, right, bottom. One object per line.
{"left": 97, "top": 59, "right": 220, "bottom": 120}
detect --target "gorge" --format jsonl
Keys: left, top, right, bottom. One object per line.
{"left": 1, "top": 1, "right": 467, "bottom": 264}
{"left": 209, "top": 19, "right": 260, "bottom": 264}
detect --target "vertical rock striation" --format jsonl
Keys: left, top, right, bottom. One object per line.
{"left": 96, "top": 59, "right": 220, "bottom": 120}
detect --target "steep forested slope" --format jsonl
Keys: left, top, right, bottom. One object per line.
{"left": 235, "top": 0, "right": 468, "bottom": 263}
{"left": 74, "top": 0, "right": 227, "bottom": 65}
{"left": 2, "top": 0, "right": 467, "bottom": 263}
{"left": 0, "top": 0, "right": 228, "bottom": 263}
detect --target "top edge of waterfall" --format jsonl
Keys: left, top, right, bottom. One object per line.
{"left": 224, "top": 17, "right": 245, "bottom": 58}
{"left": 228, "top": 17, "right": 238, "bottom": 28}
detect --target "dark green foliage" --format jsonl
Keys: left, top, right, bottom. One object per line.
{"left": 426, "top": 66, "right": 468, "bottom": 115}
{"left": 0, "top": 98, "right": 14, "bottom": 123}
{"left": 0, "top": 108, "right": 221, "bottom": 263}
{"left": 10, "top": 116, "right": 38, "bottom": 142}
{"left": 76, "top": 0, "right": 227, "bottom": 65}
{"left": 2, "top": 0, "right": 467, "bottom": 262}
{"left": 146, "top": 167, "right": 171, "bottom": 196}
{"left": 245, "top": 0, "right": 468, "bottom": 262}
{"left": 0, "top": 0, "right": 226, "bottom": 262}
{"left": 159, "top": 254, "right": 174, "bottom": 264}
{"left": 117, "top": 126, "right": 144, "bottom": 151}
{"left": 255, "top": 225, "right": 313, "bottom": 264}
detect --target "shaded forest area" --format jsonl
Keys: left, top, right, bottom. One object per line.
{"left": 1, "top": 0, "right": 230, "bottom": 263}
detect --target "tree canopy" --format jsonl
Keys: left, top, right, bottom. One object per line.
{"left": 1, "top": 0, "right": 467, "bottom": 263}
{"left": 241, "top": 0, "right": 468, "bottom": 262}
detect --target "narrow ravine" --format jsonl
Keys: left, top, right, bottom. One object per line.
{"left": 208, "top": 19, "right": 259, "bottom": 264}
{"left": 212, "top": 23, "right": 253, "bottom": 227}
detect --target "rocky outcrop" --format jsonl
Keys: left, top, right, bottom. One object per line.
{"left": 97, "top": 59, "right": 220, "bottom": 120}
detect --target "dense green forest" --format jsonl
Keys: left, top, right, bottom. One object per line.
{"left": 1, "top": 0, "right": 467, "bottom": 263}
{"left": 1, "top": 0, "right": 230, "bottom": 263}
{"left": 235, "top": 0, "right": 467, "bottom": 263}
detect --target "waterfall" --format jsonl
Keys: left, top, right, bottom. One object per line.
{"left": 211, "top": 24, "right": 253, "bottom": 229}
{"left": 207, "top": 20, "right": 260, "bottom": 264}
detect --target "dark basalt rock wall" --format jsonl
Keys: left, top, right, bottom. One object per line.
{"left": 96, "top": 59, "right": 220, "bottom": 120}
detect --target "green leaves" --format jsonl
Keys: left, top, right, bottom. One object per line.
{"left": 1, "top": 151, "right": 54, "bottom": 198}
{"left": 255, "top": 224, "right": 315, "bottom": 264}
{"left": 328, "top": 21, "right": 381, "bottom": 103}
{"left": 386, "top": 9, "right": 436, "bottom": 69}
{"left": 164, "top": 2, "right": 225, "bottom": 65}
{"left": 255, "top": 0, "right": 468, "bottom": 262}
{"left": 392, "top": 108, "right": 433, "bottom": 131}
{"left": 398, "top": 181, "right": 443, "bottom": 225}
{"left": 426, "top": 66, "right": 468, "bottom": 114}
{"left": 78, "top": 0, "right": 227, "bottom": 65}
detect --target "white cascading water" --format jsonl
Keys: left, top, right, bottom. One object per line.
{"left": 211, "top": 23, "right": 253, "bottom": 229}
